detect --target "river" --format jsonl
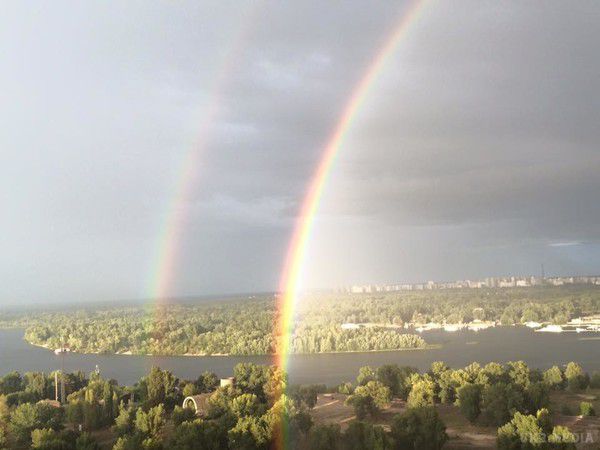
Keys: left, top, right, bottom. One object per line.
{"left": 1, "top": 327, "right": 599, "bottom": 386}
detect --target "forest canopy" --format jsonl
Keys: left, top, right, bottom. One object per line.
{"left": 1, "top": 285, "right": 599, "bottom": 356}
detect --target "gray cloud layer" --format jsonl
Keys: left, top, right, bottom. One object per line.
{"left": 1, "top": 1, "right": 599, "bottom": 303}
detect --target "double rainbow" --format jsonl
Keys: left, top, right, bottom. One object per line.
{"left": 275, "top": 0, "right": 427, "bottom": 368}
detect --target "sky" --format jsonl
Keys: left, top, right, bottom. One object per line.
{"left": 1, "top": 1, "right": 599, "bottom": 304}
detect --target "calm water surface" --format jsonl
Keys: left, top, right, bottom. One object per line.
{"left": 1, "top": 327, "right": 599, "bottom": 386}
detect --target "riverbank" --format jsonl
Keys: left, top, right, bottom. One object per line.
{"left": 1, "top": 326, "right": 599, "bottom": 387}
{"left": 24, "top": 333, "right": 438, "bottom": 358}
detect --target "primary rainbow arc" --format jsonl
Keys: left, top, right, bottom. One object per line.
{"left": 275, "top": 0, "right": 428, "bottom": 369}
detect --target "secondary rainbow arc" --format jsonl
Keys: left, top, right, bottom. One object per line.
{"left": 147, "top": 5, "right": 261, "bottom": 308}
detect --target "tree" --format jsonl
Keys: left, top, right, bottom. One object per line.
{"left": 289, "top": 410, "right": 312, "bottom": 438}
{"left": 437, "top": 371, "right": 458, "bottom": 404}
{"left": 497, "top": 412, "right": 545, "bottom": 449}
{"left": 565, "top": 362, "right": 588, "bottom": 391}
{"left": 526, "top": 382, "right": 549, "bottom": 413}
{"left": 182, "top": 383, "right": 198, "bottom": 398}
{"left": 346, "top": 395, "right": 374, "bottom": 421}
{"left": 206, "top": 388, "right": 235, "bottom": 422}
{"left": 337, "top": 382, "right": 353, "bottom": 395}
{"left": 481, "top": 383, "right": 524, "bottom": 426}
{"left": 299, "top": 385, "right": 318, "bottom": 409}
{"left": 0, "top": 395, "right": 10, "bottom": 422}
{"left": 227, "top": 416, "right": 270, "bottom": 450}
{"left": 197, "top": 372, "right": 219, "bottom": 393}
{"left": 0, "top": 427, "right": 6, "bottom": 450}
{"left": 342, "top": 421, "right": 391, "bottom": 450}
{"left": 233, "top": 364, "right": 270, "bottom": 399}
{"left": 377, "top": 365, "right": 417, "bottom": 398}
{"left": 356, "top": 367, "right": 376, "bottom": 386}
{"left": 580, "top": 401, "right": 595, "bottom": 416}
{"left": 507, "top": 361, "right": 530, "bottom": 389}
{"left": 548, "top": 426, "right": 577, "bottom": 449}
{"left": 480, "top": 362, "right": 507, "bottom": 386}
{"left": 589, "top": 372, "right": 600, "bottom": 389}
{"left": 172, "top": 406, "right": 197, "bottom": 426}
{"left": 103, "top": 382, "right": 115, "bottom": 424}
{"left": 406, "top": 378, "right": 436, "bottom": 408}
{"left": 390, "top": 406, "right": 447, "bottom": 450}
{"left": 135, "top": 404, "right": 166, "bottom": 439}
{"left": 308, "top": 424, "right": 341, "bottom": 450}
{"left": 429, "top": 362, "right": 449, "bottom": 381}
{"left": 112, "top": 434, "right": 145, "bottom": 450}
{"left": 66, "top": 401, "right": 84, "bottom": 427}
{"left": 145, "top": 367, "right": 179, "bottom": 408}
{"left": 457, "top": 384, "right": 481, "bottom": 423}
{"left": 76, "top": 432, "right": 101, "bottom": 450}
{"left": 231, "top": 394, "right": 263, "bottom": 418}
{"left": 543, "top": 366, "right": 564, "bottom": 390}
{"left": 9, "top": 403, "right": 63, "bottom": 444}
{"left": 0, "top": 372, "right": 23, "bottom": 395}
{"left": 355, "top": 381, "right": 391, "bottom": 409}
{"left": 536, "top": 408, "right": 552, "bottom": 435}
{"left": 31, "top": 428, "right": 60, "bottom": 449}
{"left": 114, "top": 403, "right": 137, "bottom": 436}
{"left": 169, "top": 420, "right": 228, "bottom": 450}
{"left": 263, "top": 366, "right": 286, "bottom": 406}
{"left": 346, "top": 381, "right": 390, "bottom": 419}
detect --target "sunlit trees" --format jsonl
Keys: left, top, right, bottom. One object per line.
{"left": 406, "top": 377, "right": 436, "bottom": 408}
{"left": 497, "top": 412, "right": 545, "bottom": 449}
{"left": 9, "top": 402, "right": 63, "bottom": 445}
{"left": 565, "top": 362, "right": 589, "bottom": 391}
{"left": 580, "top": 401, "right": 595, "bottom": 416}
{"left": 231, "top": 394, "right": 264, "bottom": 418}
{"left": 114, "top": 403, "right": 137, "bottom": 437}
{"left": 227, "top": 415, "right": 270, "bottom": 450}
{"left": 497, "top": 410, "right": 577, "bottom": 450}
{"left": 548, "top": 426, "right": 577, "bottom": 449}
{"left": 135, "top": 404, "right": 166, "bottom": 440}
{"left": 346, "top": 381, "right": 391, "bottom": 419}
{"left": 543, "top": 366, "right": 564, "bottom": 389}
{"left": 356, "top": 367, "right": 376, "bottom": 386}
{"left": 144, "top": 367, "right": 180, "bottom": 409}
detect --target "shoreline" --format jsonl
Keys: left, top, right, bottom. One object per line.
{"left": 22, "top": 334, "right": 439, "bottom": 358}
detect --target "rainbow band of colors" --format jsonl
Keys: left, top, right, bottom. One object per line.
{"left": 148, "top": 5, "right": 259, "bottom": 309}
{"left": 275, "top": 0, "right": 427, "bottom": 367}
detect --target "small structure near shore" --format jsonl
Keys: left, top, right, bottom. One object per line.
{"left": 183, "top": 377, "right": 236, "bottom": 415}
{"left": 220, "top": 377, "right": 235, "bottom": 388}
{"left": 183, "top": 394, "right": 211, "bottom": 416}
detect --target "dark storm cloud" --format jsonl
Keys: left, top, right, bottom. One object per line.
{"left": 1, "top": 1, "right": 599, "bottom": 302}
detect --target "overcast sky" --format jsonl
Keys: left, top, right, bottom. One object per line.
{"left": 1, "top": 1, "right": 599, "bottom": 304}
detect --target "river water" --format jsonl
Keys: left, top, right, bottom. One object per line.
{"left": 1, "top": 327, "right": 599, "bottom": 386}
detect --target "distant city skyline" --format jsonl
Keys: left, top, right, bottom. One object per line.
{"left": 340, "top": 274, "right": 600, "bottom": 295}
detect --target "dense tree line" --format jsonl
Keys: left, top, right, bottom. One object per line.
{"left": 1, "top": 285, "right": 599, "bottom": 356}
{"left": 339, "top": 359, "right": 600, "bottom": 450}
{"left": 1, "top": 358, "right": 599, "bottom": 449}
{"left": 14, "top": 300, "right": 426, "bottom": 356}
{"left": 0, "top": 363, "right": 445, "bottom": 450}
